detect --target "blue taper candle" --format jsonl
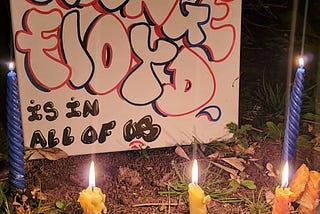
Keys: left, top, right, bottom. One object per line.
{"left": 281, "top": 58, "right": 305, "bottom": 170}
{"left": 7, "top": 62, "right": 25, "bottom": 190}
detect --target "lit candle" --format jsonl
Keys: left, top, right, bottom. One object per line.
{"left": 7, "top": 62, "right": 25, "bottom": 190}
{"left": 188, "top": 159, "right": 211, "bottom": 214}
{"left": 282, "top": 57, "right": 306, "bottom": 172}
{"left": 272, "top": 161, "right": 294, "bottom": 214}
{"left": 78, "top": 161, "right": 107, "bottom": 214}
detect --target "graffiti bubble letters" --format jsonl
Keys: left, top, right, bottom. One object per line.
{"left": 27, "top": 98, "right": 99, "bottom": 122}
{"left": 66, "top": 98, "right": 99, "bottom": 118}
{"left": 154, "top": 47, "right": 216, "bottom": 117}
{"left": 123, "top": 115, "right": 161, "bottom": 143}
{"left": 16, "top": 8, "right": 70, "bottom": 91}
{"left": 27, "top": 0, "right": 127, "bottom": 11}
{"left": 85, "top": 13, "right": 131, "bottom": 94}
{"left": 121, "top": 23, "right": 178, "bottom": 105}
{"left": 81, "top": 120, "right": 116, "bottom": 144}
{"left": 15, "top": 0, "right": 238, "bottom": 127}
{"left": 30, "top": 120, "right": 116, "bottom": 148}
{"left": 27, "top": 100, "right": 58, "bottom": 122}
{"left": 160, "top": 1, "right": 210, "bottom": 46}
{"left": 30, "top": 127, "right": 74, "bottom": 148}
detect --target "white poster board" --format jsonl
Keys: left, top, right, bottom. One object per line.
{"left": 10, "top": 0, "right": 241, "bottom": 156}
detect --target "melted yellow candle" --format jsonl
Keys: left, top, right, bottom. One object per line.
{"left": 78, "top": 186, "right": 107, "bottom": 214}
{"left": 272, "top": 161, "right": 294, "bottom": 214}
{"left": 188, "top": 160, "right": 211, "bottom": 214}
{"left": 78, "top": 161, "right": 107, "bottom": 214}
{"left": 188, "top": 183, "right": 211, "bottom": 214}
{"left": 272, "top": 186, "right": 293, "bottom": 214}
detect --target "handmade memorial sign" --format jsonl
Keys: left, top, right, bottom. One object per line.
{"left": 9, "top": 0, "right": 241, "bottom": 156}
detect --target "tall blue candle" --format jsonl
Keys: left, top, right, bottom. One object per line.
{"left": 281, "top": 58, "right": 305, "bottom": 167}
{"left": 7, "top": 62, "right": 25, "bottom": 190}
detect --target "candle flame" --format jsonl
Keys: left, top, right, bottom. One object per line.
{"left": 191, "top": 159, "right": 198, "bottom": 185}
{"left": 299, "top": 57, "right": 304, "bottom": 67}
{"left": 281, "top": 161, "right": 289, "bottom": 188}
{"left": 89, "top": 161, "right": 95, "bottom": 189}
{"left": 9, "top": 62, "right": 14, "bottom": 71}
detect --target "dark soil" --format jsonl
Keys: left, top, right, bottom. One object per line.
{"left": 16, "top": 138, "right": 319, "bottom": 214}
{"left": 0, "top": 121, "right": 319, "bottom": 214}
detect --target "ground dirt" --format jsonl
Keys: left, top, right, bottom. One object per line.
{"left": 11, "top": 138, "right": 319, "bottom": 214}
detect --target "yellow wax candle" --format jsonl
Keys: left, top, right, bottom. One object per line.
{"left": 188, "top": 159, "right": 211, "bottom": 214}
{"left": 272, "top": 161, "right": 294, "bottom": 214}
{"left": 78, "top": 161, "right": 107, "bottom": 214}
{"left": 272, "top": 185, "right": 294, "bottom": 214}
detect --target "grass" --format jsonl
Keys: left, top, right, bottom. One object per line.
{"left": 254, "top": 80, "right": 285, "bottom": 116}
{"left": 159, "top": 160, "right": 244, "bottom": 204}
{"left": 0, "top": 182, "right": 11, "bottom": 214}
{"left": 240, "top": 189, "right": 272, "bottom": 214}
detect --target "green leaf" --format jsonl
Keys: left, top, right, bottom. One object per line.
{"left": 265, "top": 121, "right": 282, "bottom": 140}
{"left": 55, "top": 200, "right": 66, "bottom": 210}
{"left": 238, "top": 124, "right": 252, "bottom": 135}
{"left": 229, "top": 179, "right": 240, "bottom": 190}
{"left": 296, "top": 135, "right": 313, "bottom": 149}
{"left": 241, "top": 180, "right": 256, "bottom": 190}
{"left": 226, "top": 122, "right": 238, "bottom": 134}
{"left": 302, "top": 113, "right": 320, "bottom": 121}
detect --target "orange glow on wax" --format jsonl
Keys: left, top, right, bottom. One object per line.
{"left": 192, "top": 159, "right": 198, "bottom": 185}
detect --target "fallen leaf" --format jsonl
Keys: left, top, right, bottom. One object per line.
{"left": 244, "top": 145, "right": 255, "bottom": 155}
{"left": 230, "top": 144, "right": 244, "bottom": 155}
{"left": 248, "top": 158, "right": 260, "bottom": 162}
{"left": 221, "top": 157, "right": 246, "bottom": 172}
{"left": 25, "top": 147, "right": 68, "bottom": 160}
{"left": 229, "top": 173, "right": 241, "bottom": 184}
{"left": 175, "top": 145, "right": 190, "bottom": 160}
{"left": 24, "top": 149, "right": 36, "bottom": 161}
{"left": 313, "top": 146, "right": 320, "bottom": 152}
{"left": 253, "top": 162, "right": 264, "bottom": 171}
{"left": 37, "top": 148, "right": 68, "bottom": 160}
{"left": 207, "top": 151, "right": 222, "bottom": 160}
{"left": 213, "top": 162, "right": 238, "bottom": 176}
{"left": 266, "top": 162, "right": 276, "bottom": 177}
